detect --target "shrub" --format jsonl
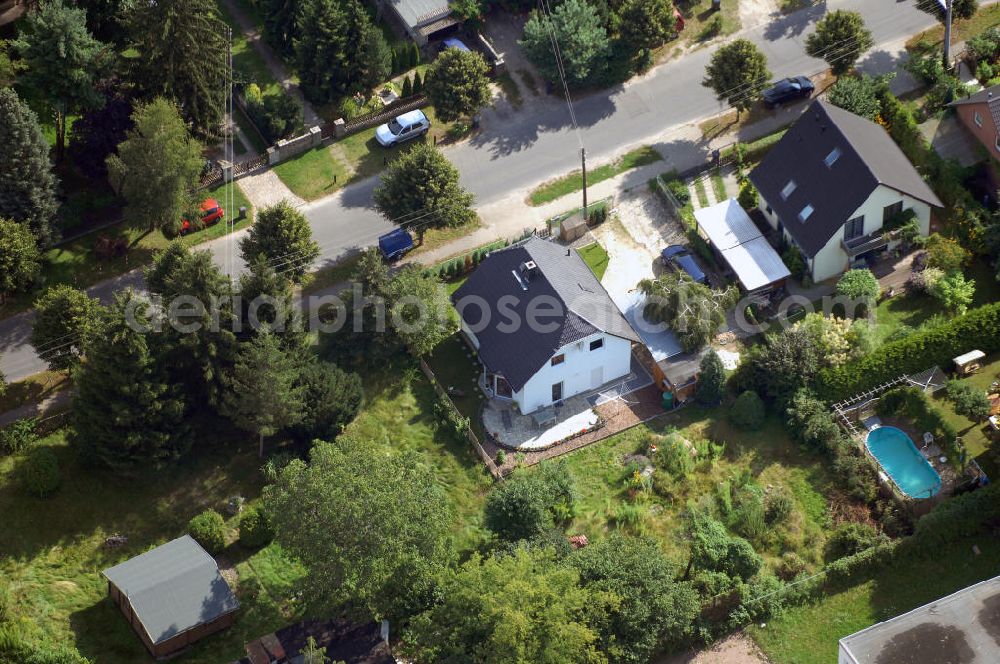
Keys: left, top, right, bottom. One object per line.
{"left": 0, "top": 417, "right": 38, "bottom": 455}
{"left": 737, "top": 179, "right": 758, "bottom": 210}
{"left": 945, "top": 380, "right": 991, "bottom": 421}
{"left": 401, "top": 75, "right": 413, "bottom": 97}
{"left": 483, "top": 461, "right": 575, "bottom": 541}
{"left": 835, "top": 269, "right": 880, "bottom": 300}
{"left": 239, "top": 504, "right": 274, "bottom": 548}
{"left": 20, "top": 447, "right": 59, "bottom": 498}
{"left": 188, "top": 509, "right": 227, "bottom": 554}
{"left": 729, "top": 391, "right": 765, "bottom": 430}
{"left": 764, "top": 486, "right": 794, "bottom": 526}
{"left": 777, "top": 551, "right": 808, "bottom": 580}
{"left": 495, "top": 449, "right": 506, "bottom": 465}
{"left": 781, "top": 245, "right": 805, "bottom": 280}
{"left": 652, "top": 431, "right": 695, "bottom": 478}
{"left": 825, "top": 522, "right": 885, "bottom": 561}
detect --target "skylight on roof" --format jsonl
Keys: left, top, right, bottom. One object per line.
{"left": 799, "top": 204, "right": 814, "bottom": 222}
{"left": 824, "top": 147, "right": 842, "bottom": 167}
{"left": 780, "top": 180, "right": 797, "bottom": 200}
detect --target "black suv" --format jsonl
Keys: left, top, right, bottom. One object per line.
{"left": 763, "top": 76, "right": 815, "bottom": 108}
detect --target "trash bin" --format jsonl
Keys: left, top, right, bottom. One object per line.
{"left": 239, "top": 206, "right": 247, "bottom": 220}
{"left": 661, "top": 392, "right": 674, "bottom": 410}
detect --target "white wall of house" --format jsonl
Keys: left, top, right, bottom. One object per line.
{"left": 758, "top": 186, "right": 932, "bottom": 283}
{"left": 460, "top": 318, "right": 481, "bottom": 350}
{"left": 513, "top": 332, "right": 632, "bottom": 414}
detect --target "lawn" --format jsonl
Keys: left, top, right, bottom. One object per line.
{"left": 272, "top": 146, "right": 349, "bottom": 201}
{"left": 216, "top": 0, "right": 283, "bottom": 98}
{"left": 425, "top": 332, "right": 487, "bottom": 444}
{"left": 710, "top": 168, "right": 726, "bottom": 202}
{"left": 751, "top": 536, "right": 1000, "bottom": 664}
{"left": 928, "top": 352, "right": 1000, "bottom": 478}
{"left": 577, "top": 242, "right": 610, "bottom": 280}
{"left": 0, "top": 180, "right": 253, "bottom": 320}
{"left": 557, "top": 407, "right": 836, "bottom": 570}
{"left": 693, "top": 176, "right": 709, "bottom": 207}
{"left": 675, "top": 0, "right": 740, "bottom": 48}
{"left": 527, "top": 146, "right": 663, "bottom": 206}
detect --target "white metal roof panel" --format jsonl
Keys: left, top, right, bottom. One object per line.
{"left": 720, "top": 236, "right": 791, "bottom": 291}
{"left": 694, "top": 199, "right": 762, "bottom": 251}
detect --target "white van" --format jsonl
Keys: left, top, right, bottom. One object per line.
{"left": 375, "top": 109, "right": 431, "bottom": 147}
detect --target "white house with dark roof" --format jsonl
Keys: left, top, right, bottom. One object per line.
{"left": 749, "top": 100, "right": 942, "bottom": 283}
{"left": 452, "top": 236, "right": 639, "bottom": 415}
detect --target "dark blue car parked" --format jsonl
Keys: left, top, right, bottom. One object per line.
{"left": 661, "top": 245, "right": 708, "bottom": 285}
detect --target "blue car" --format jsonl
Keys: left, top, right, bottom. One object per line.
{"left": 661, "top": 245, "right": 708, "bottom": 285}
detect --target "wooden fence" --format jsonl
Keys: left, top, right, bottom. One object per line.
{"left": 418, "top": 358, "right": 502, "bottom": 480}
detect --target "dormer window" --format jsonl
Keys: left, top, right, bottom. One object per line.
{"left": 780, "top": 180, "right": 797, "bottom": 200}
{"left": 824, "top": 147, "right": 842, "bottom": 167}
{"left": 799, "top": 205, "right": 814, "bottom": 222}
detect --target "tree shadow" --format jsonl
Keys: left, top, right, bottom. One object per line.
{"left": 762, "top": 0, "right": 826, "bottom": 42}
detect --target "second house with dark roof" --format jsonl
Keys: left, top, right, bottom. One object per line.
{"left": 749, "top": 100, "right": 942, "bottom": 284}
{"left": 452, "top": 236, "right": 639, "bottom": 415}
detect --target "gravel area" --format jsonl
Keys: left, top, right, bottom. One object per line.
{"left": 656, "top": 634, "right": 771, "bottom": 664}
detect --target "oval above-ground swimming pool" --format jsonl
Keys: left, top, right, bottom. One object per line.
{"left": 865, "top": 426, "right": 942, "bottom": 499}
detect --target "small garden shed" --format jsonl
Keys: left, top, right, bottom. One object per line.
{"left": 102, "top": 535, "right": 239, "bottom": 659}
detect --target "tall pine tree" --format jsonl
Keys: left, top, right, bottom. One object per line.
{"left": 220, "top": 330, "right": 304, "bottom": 457}
{"left": 72, "top": 292, "right": 191, "bottom": 474}
{"left": 145, "top": 242, "right": 237, "bottom": 407}
{"left": 0, "top": 89, "right": 58, "bottom": 247}
{"left": 237, "top": 255, "right": 304, "bottom": 350}
{"left": 130, "top": 0, "right": 227, "bottom": 136}
{"left": 264, "top": 0, "right": 299, "bottom": 57}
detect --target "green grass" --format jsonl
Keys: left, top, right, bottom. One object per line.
{"left": 496, "top": 72, "right": 523, "bottom": 109}
{"left": 710, "top": 168, "right": 727, "bottom": 202}
{"left": 752, "top": 536, "right": 1000, "bottom": 664}
{"left": 678, "top": 0, "right": 740, "bottom": 48}
{"left": 343, "top": 356, "right": 492, "bottom": 547}
{"left": 557, "top": 407, "right": 834, "bottom": 569}
{"left": 527, "top": 146, "right": 663, "bottom": 206}
{"left": 907, "top": 2, "right": 1000, "bottom": 51}
{"left": 0, "top": 425, "right": 304, "bottom": 663}
{"left": 216, "top": 0, "right": 283, "bottom": 98}
{"left": 577, "top": 242, "right": 610, "bottom": 281}
{"left": 425, "top": 333, "right": 487, "bottom": 444}
{"left": 0, "top": 181, "right": 254, "bottom": 320}
{"left": 693, "top": 177, "right": 709, "bottom": 208}
{"left": 928, "top": 353, "right": 1000, "bottom": 479}
{"left": 272, "top": 146, "right": 349, "bottom": 201}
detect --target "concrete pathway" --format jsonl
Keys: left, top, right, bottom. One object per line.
{"left": 218, "top": 0, "right": 321, "bottom": 127}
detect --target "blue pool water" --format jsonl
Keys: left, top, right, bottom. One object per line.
{"left": 865, "top": 426, "right": 942, "bottom": 498}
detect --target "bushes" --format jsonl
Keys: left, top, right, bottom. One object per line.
{"left": 483, "top": 461, "right": 576, "bottom": 541}
{"left": 945, "top": 379, "right": 991, "bottom": 421}
{"left": 239, "top": 504, "right": 274, "bottom": 549}
{"left": 816, "top": 302, "right": 1000, "bottom": 401}
{"left": 243, "top": 87, "right": 303, "bottom": 143}
{"left": 188, "top": 509, "right": 227, "bottom": 554}
{"left": 0, "top": 418, "right": 38, "bottom": 455}
{"left": 20, "top": 447, "right": 59, "bottom": 498}
{"left": 729, "top": 391, "right": 765, "bottom": 430}
{"left": 825, "top": 522, "right": 886, "bottom": 561}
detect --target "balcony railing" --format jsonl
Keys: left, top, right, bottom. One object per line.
{"left": 842, "top": 232, "right": 890, "bottom": 257}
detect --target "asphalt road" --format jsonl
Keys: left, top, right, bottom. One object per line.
{"left": 0, "top": 0, "right": 956, "bottom": 383}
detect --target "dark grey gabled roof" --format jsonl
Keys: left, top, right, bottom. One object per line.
{"left": 749, "top": 100, "right": 942, "bottom": 257}
{"left": 103, "top": 535, "right": 239, "bottom": 645}
{"left": 949, "top": 84, "right": 1000, "bottom": 128}
{"left": 452, "top": 236, "right": 638, "bottom": 392}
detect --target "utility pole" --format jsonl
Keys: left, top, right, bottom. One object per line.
{"left": 943, "top": 0, "right": 954, "bottom": 71}
{"left": 581, "top": 148, "right": 588, "bottom": 218}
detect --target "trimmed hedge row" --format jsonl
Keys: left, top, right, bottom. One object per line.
{"left": 815, "top": 302, "right": 1000, "bottom": 401}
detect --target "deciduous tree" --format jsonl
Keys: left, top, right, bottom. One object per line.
{"left": 264, "top": 436, "right": 453, "bottom": 619}
{"left": 805, "top": 10, "right": 873, "bottom": 76}
{"left": 687, "top": 511, "right": 762, "bottom": 581}
{"left": 618, "top": 0, "right": 675, "bottom": 59}
{"left": 386, "top": 266, "right": 455, "bottom": 356}
{"left": 220, "top": 330, "right": 304, "bottom": 456}
{"left": 240, "top": 200, "right": 319, "bottom": 282}
{"left": 106, "top": 99, "right": 203, "bottom": 232}
{"left": 0, "top": 89, "right": 58, "bottom": 247}
{"left": 373, "top": 144, "right": 476, "bottom": 234}
{"left": 130, "top": 0, "right": 227, "bottom": 135}
{"left": 31, "top": 285, "right": 100, "bottom": 370}
{"left": 72, "top": 292, "right": 191, "bottom": 474}
{"left": 703, "top": 39, "right": 771, "bottom": 117}
{"left": 827, "top": 74, "right": 884, "bottom": 120}
{"left": 403, "top": 547, "right": 607, "bottom": 663}
{"left": 484, "top": 461, "right": 576, "bottom": 541}
{"left": 945, "top": 379, "right": 991, "bottom": 421}
{"left": 424, "top": 49, "right": 492, "bottom": 122}
{"left": 638, "top": 272, "right": 738, "bottom": 352}
{"left": 930, "top": 270, "right": 975, "bottom": 315}
{"left": 14, "top": 0, "right": 108, "bottom": 161}
{"left": 570, "top": 535, "right": 700, "bottom": 663}
{"left": 520, "top": 0, "right": 611, "bottom": 88}
{"left": 0, "top": 219, "right": 41, "bottom": 301}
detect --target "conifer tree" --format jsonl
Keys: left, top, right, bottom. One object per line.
{"left": 0, "top": 89, "right": 58, "bottom": 247}
{"left": 72, "top": 292, "right": 191, "bottom": 474}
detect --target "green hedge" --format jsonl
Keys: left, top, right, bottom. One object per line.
{"left": 815, "top": 302, "right": 1000, "bottom": 401}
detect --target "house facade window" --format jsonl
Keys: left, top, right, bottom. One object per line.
{"left": 589, "top": 338, "right": 604, "bottom": 351}
{"left": 882, "top": 201, "right": 903, "bottom": 223}
{"left": 552, "top": 382, "right": 563, "bottom": 402}
{"left": 844, "top": 216, "right": 865, "bottom": 241}
{"left": 976, "top": 111, "right": 984, "bottom": 127}
{"left": 551, "top": 354, "right": 565, "bottom": 366}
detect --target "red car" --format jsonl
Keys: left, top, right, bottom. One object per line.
{"left": 179, "top": 198, "right": 225, "bottom": 235}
